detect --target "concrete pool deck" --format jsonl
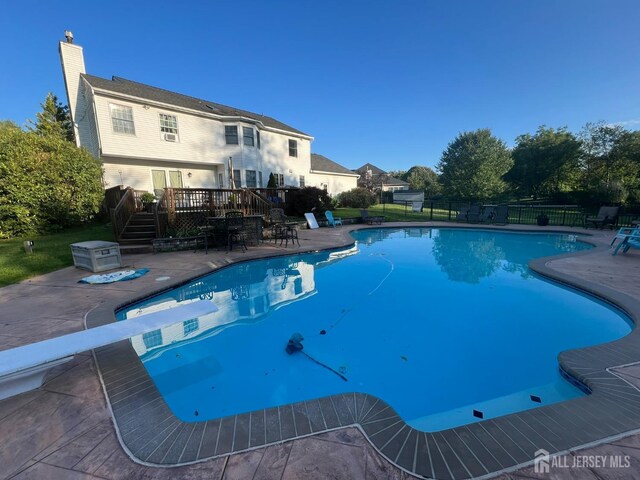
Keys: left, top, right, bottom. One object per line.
{"left": 1, "top": 222, "right": 640, "bottom": 479}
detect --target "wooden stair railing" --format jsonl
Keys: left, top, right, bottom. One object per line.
{"left": 110, "top": 188, "right": 137, "bottom": 241}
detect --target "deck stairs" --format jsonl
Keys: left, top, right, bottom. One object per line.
{"left": 118, "top": 212, "right": 155, "bottom": 254}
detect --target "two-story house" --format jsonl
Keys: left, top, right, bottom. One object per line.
{"left": 58, "top": 32, "right": 358, "bottom": 196}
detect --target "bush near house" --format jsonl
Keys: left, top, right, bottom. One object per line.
{"left": 0, "top": 123, "right": 104, "bottom": 238}
{"left": 290, "top": 187, "right": 332, "bottom": 217}
{"left": 338, "top": 188, "right": 377, "bottom": 208}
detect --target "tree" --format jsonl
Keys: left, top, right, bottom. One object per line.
{"left": 402, "top": 166, "right": 442, "bottom": 197}
{"left": 0, "top": 124, "right": 103, "bottom": 237}
{"left": 437, "top": 129, "right": 513, "bottom": 201}
{"left": 386, "top": 170, "right": 406, "bottom": 180}
{"left": 28, "top": 93, "right": 74, "bottom": 142}
{"left": 267, "top": 172, "right": 277, "bottom": 188}
{"left": 579, "top": 121, "right": 629, "bottom": 190}
{"left": 505, "top": 126, "right": 581, "bottom": 199}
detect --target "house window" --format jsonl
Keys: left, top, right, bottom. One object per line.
{"left": 183, "top": 319, "right": 199, "bottom": 336}
{"left": 275, "top": 173, "right": 284, "bottom": 187}
{"left": 246, "top": 170, "right": 257, "bottom": 188}
{"left": 258, "top": 171, "right": 263, "bottom": 188}
{"left": 159, "top": 114, "right": 178, "bottom": 135}
{"left": 299, "top": 175, "right": 305, "bottom": 187}
{"left": 110, "top": 104, "right": 135, "bottom": 135}
{"left": 233, "top": 169, "right": 241, "bottom": 188}
{"left": 142, "top": 329, "right": 162, "bottom": 349}
{"left": 225, "top": 125, "right": 238, "bottom": 144}
{"left": 288, "top": 139, "right": 297, "bottom": 157}
{"left": 243, "top": 127, "right": 254, "bottom": 146}
{"left": 218, "top": 173, "right": 224, "bottom": 188}
{"left": 257, "top": 131, "right": 261, "bottom": 149}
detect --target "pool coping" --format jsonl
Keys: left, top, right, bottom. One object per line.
{"left": 86, "top": 225, "right": 640, "bottom": 480}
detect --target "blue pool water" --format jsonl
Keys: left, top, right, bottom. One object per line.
{"left": 118, "top": 229, "right": 632, "bottom": 431}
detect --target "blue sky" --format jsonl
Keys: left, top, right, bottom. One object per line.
{"left": 1, "top": 0, "right": 639, "bottom": 171}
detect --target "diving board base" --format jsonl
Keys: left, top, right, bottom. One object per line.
{"left": 0, "top": 356, "right": 74, "bottom": 401}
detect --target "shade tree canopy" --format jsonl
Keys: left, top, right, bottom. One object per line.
{"left": 437, "top": 129, "right": 513, "bottom": 201}
{"left": 505, "top": 126, "right": 581, "bottom": 199}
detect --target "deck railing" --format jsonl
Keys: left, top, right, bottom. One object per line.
{"left": 110, "top": 188, "right": 137, "bottom": 240}
{"left": 155, "top": 188, "right": 276, "bottom": 236}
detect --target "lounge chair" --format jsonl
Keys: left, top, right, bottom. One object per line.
{"left": 492, "top": 205, "right": 509, "bottom": 225}
{"left": 479, "top": 206, "right": 495, "bottom": 223}
{"left": 325, "top": 210, "right": 343, "bottom": 227}
{"left": 412, "top": 201, "right": 423, "bottom": 213}
{"left": 585, "top": 206, "right": 620, "bottom": 230}
{"left": 360, "top": 209, "right": 384, "bottom": 225}
{"left": 612, "top": 228, "right": 640, "bottom": 256}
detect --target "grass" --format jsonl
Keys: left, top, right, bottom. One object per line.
{"left": 336, "top": 204, "right": 438, "bottom": 222}
{"left": 0, "top": 223, "right": 115, "bottom": 287}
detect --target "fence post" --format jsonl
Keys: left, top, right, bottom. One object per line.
{"left": 430, "top": 201, "right": 434, "bottom": 220}
{"left": 448, "top": 202, "right": 452, "bottom": 221}
{"left": 517, "top": 206, "right": 522, "bottom": 224}
{"left": 561, "top": 207, "right": 567, "bottom": 226}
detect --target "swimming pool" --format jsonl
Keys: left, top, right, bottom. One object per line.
{"left": 118, "top": 228, "right": 631, "bottom": 432}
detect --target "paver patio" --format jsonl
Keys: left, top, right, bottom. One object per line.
{"left": 1, "top": 223, "right": 640, "bottom": 479}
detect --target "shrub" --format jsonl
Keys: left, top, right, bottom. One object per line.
{"left": 290, "top": 187, "right": 332, "bottom": 217}
{"left": 0, "top": 125, "right": 104, "bottom": 238}
{"left": 338, "top": 188, "right": 377, "bottom": 208}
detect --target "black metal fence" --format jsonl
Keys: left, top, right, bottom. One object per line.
{"left": 387, "top": 201, "right": 640, "bottom": 227}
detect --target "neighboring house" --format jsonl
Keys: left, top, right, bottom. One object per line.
{"left": 308, "top": 153, "right": 359, "bottom": 195}
{"left": 354, "top": 163, "right": 409, "bottom": 192}
{"left": 58, "top": 33, "right": 353, "bottom": 195}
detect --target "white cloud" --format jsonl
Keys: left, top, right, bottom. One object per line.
{"left": 607, "top": 119, "right": 640, "bottom": 128}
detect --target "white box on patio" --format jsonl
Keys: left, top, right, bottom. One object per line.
{"left": 70, "top": 241, "right": 121, "bottom": 273}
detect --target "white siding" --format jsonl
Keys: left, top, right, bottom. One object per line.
{"left": 59, "top": 41, "right": 100, "bottom": 156}
{"left": 102, "top": 157, "right": 218, "bottom": 191}
{"left": 93, "top": 94, "right": 314, "bottom": 189}
{"left": 307, "top": 172, "right": 358, "bottom": 196}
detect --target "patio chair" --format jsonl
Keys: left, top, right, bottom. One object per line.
{"left": 479, "top": 206, "right": 495, "bottom": 223}
{"left": 492, "top": 205, "right": 509, "bottom": 225}
{"left": 195, "top": 215, "right": 217, "bottom": 254}
{"left": 455, "top": 206, "right": 470, "bottom": 222}
{"left": 585, "top": 206, "right": 620, "bottom": 230}
{"left": 360, "top": 209, "right": 384, "bottom": 225}
{"left": 325, "top": 210, "right": 343, "bottom": 227}
{"left": 466, "top": 204, "right": 482, "bottom": 223}
{"left": 225, "top": 211, "right": 247, "bottom": 252}
{"left": 612, "top": 228, "right": 640, "bottom": 256}
{"left": 269, "top": 208, "right": 287, "bottom": 243}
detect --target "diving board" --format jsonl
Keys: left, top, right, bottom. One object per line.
{"left": 0, "top": 300, "right": 217, "bottom": 401}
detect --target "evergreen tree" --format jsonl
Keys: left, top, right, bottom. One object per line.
{"left": 29, "top": 93, "right": 74, "bottom": 142}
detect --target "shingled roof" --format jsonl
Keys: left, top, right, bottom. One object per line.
{"left": 354, "top": 163, "right": 386, "bottom": 176}
{"left": 310, "top": 154, "right": 358, "bottom": 176}
{"left": 353, "top": 162, "right": 409, "bottom": 186}
{"left": 82, "top": 74, "right": 310, "bottom": 137}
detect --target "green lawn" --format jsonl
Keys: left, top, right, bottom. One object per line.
{"left": 0, "top": 223, "right": 115, "bottom": 287}
{"left": 336, "top": 203, "right": 439, "bottom": 222}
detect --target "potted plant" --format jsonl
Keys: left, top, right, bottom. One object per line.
{"left": 140, "top": 192, "right": 156, "bottom": 212}
{"left": 537, "top": 213, "right": 549, "bottom": 226}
